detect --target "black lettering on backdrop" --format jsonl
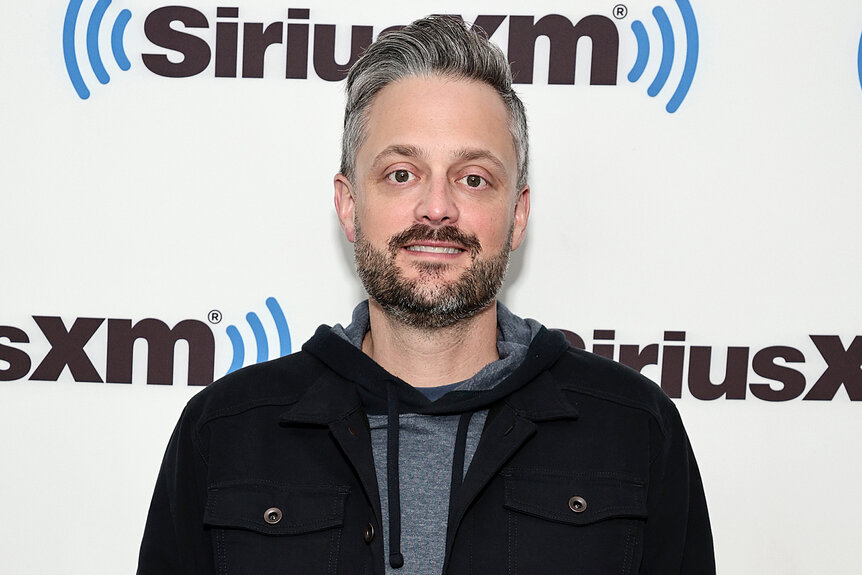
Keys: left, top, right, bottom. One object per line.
{"left": 215, "top": 7, "right": 239, "bottom": 77}
{"left": 30, "top": 317, "right": 104, "bottom": 382}
{"left": 470, "top": 15, "right": 507, "bottom": 38}
{"left": 660, "top": 331, "right": 686, "bottom": 398}
{"left": 804, "top": 336, "right": 862, "bottom": 401}
{"left": 750, "top": 346, "right": 806, "bottom": 401}
{"left": 3, "top": 316, "right": 216, "bottom": 385}
{"left": 139, "top": 9, "right": 621, "bottom": 86}
{"left": 243, "top": 21, "right": 285, "bottom": 78}
{"left": 688, "top": 346, "right": 749, "bottom": 400}
{"left": 285, "top": 9, "right": 311, "bottom": 79}
{"left": 508, "top": 14, "right": 618, "bottom": 85}
{"left": 106, "top": 319, "right": 215, "bottom": 386}
{"left": 312, "top": 25, "right": 373, "bottom": 81}
{"left": 551, "top": 330, "right": 859, "bottom": 401}
{"left": 143, "top": 6, "right": 212, "bottom": 78}
{"left": 0, "top": 326, "right": 31, "bottom": 381}
{"left": 619, "top": 343, "right": 659, "bottom": 373}
{"left": 591, "top": 329, "right": 615, "bottom": 360}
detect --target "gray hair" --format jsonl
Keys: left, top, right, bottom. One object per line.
{"left": 340, "top": 15, "right": 529, "bottom": 189}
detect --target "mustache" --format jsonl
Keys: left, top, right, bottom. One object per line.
{"left": 387, "top": 224, "right": 482, "bottom": 256}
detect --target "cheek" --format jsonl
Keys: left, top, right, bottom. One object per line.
{"left": 356, "top": 203, "right": 402, "bottom": 242}
{"left": 473, "top": 208, "right": 514, "bottom": 246}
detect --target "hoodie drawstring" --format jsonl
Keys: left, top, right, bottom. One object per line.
{"left": 386, "top": 383, "right": 475, "bottom": 570}
{"left": 449, "top": 412, "right": 473, "bottom": 494}
{"left": 386, "top": 382, "right": 404, "bottom": 569}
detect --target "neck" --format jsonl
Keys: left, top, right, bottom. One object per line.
{"left": 362, "top": 299, "right": 500, "bottom": 388}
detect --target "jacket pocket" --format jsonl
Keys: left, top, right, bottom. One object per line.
{"left": 204, "top": 480, "right": 350, "bottom": 575}
{"left": 502, "top": 468, "right": 647, "bottom": 575}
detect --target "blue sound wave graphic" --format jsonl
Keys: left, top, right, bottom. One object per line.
{"left": 648, "top": 7, "right": 674, "bottom": 97}
{"left": 628, "top": 21, "right": 650, "bottom": 83}
{"left": 63, "top": 0, "right": 132, "bottom": 99}
{"left": 628, "top": 0, "right": 699, "bottom": 113}
{"left": 226, "top": 297, "right": 292, "bottom": 374}
{"left": 857, "top": 30, "right": 862, "bottom": 91}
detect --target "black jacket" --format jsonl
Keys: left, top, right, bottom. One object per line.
{"left": 138, "top": 325, "right": 715, "bottom": 574}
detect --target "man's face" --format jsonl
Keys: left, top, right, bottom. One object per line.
{"left": 334, "top": 75, "right": 530, "bottom": 328}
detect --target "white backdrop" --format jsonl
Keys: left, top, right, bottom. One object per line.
{"left": 1, "top": 1, "right": 860, "bottom": 573}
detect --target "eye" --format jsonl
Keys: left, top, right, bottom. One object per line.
{"left": 387, "top": 169, "right": 414, "bottom": 183}
{"left": 460, "top": 174, "right": 487, "bottom": 188}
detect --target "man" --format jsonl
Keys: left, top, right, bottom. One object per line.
{"left": 138, "top": 15, "right": 714, "bottom": 575}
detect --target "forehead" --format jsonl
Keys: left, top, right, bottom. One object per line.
{"left": 357, "top": 75, "right": 517, "bottom": 177}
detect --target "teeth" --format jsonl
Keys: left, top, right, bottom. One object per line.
{"left": 405, "top": 245, "right": 462, "bottom": 254}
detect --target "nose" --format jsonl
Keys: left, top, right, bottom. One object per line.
{"left": 414, "top": 175, "right": 459, "bottom": 225}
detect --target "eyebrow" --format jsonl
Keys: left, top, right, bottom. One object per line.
{"left": 450, "top": 147, "right": 508, "bottom": 177}
{"left": 371, "top": 144, "right": 425, "bottom": 170}
{"left": 371, "top": 144, "right": 509, "bottom": 177}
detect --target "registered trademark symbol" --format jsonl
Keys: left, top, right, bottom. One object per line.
{"left": 208, "top": 310, "right": 222, "bottom": 324}
{"left": 613, "top": 4, "right": 628, "bottom": 19}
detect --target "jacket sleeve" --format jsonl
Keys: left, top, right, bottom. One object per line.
{"left": 137, "top": 405, "right": 214, "bottom": 575}
{"left": 640, "top": 404, "right": 716, "bottom": 574}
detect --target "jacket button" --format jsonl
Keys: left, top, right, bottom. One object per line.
{"left": 363, "top": 523, "right": 375, "bottom": 543}
{"left": 264, "top": 507, "right": 283, "bottom": 524}
{"left": 568, "top": 496, "right": 587, "bottom": 513}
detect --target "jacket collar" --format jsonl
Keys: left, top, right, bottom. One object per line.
{"left": 505, "top": 369, "right": 579, "bottom": 422}
{"left": 278, "top": 370, "right": 362, "bottom": 425}
{"left": 277, "top": 344, "right": 579, "bottom": 425}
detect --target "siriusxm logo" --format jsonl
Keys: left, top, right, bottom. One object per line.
{"left": 61, "top": 2, "right": 703, "bottom": 113}
{"left": 0, "top": 297, "right": 292, "bottom": 385}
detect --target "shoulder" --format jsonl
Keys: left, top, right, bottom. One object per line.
{"left": 182, "top": 350, "right": 326, "bottom": 428}
{"left": 549, "top": 343, "right": 681, "bottom": 436}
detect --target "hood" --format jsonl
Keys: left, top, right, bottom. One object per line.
{"left": 301, "top": 322, "right": 571, "bottom": 416}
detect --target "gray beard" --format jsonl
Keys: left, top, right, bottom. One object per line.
{"left": 353, "top": 221, "right": 512, "bottom": 329}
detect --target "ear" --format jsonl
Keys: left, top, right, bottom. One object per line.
{"left": 510, "top": 185, "right": 530, "bottom": 251}
{"left": 334, "top": 173, "right": 356, "bottom": 243}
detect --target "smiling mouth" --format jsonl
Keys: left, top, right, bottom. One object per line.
{"left": 388, "top": 224, "right": 482, "bottom": 257}
{"left": 404, "top": 245, "right": 464, "bottom": 254}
